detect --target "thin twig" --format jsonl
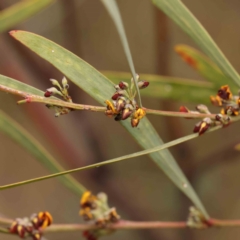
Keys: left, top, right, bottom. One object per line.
{"left": 46, "top": 221, "right": 187, "bottom": 232}
{"left": 210, "top": 218, "right": 240, "bottom": 227}
{"left": 0, "top": 217, "right": 12, "bottom": 225}
{"left": 0, "top": 84, "right": 219, "bottom": 119}
{"left": 3, "top": 218, "right": 240, "bottom": 236}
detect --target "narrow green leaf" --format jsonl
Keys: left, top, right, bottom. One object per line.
{"left": 175, "top": 45, "right": 237, "bottom": 89}
{"left": 0, "top": 123, "right": 228, "bottom": 194}
{"left": 10, "top": 31, "right": 209, "bottom": 218}
{"left": 0, "top": 95, "right": 85, "bottom": 196}
{"left": 152, "top": 0, "right": 240, "bottom": 88}
{"left": 102, "top": 71, "right": 215, "bottom": 104}
{"left": 0, "top": 74, "right": 44, "bottom": 96}
{"left": 0, "top": 0, "right": 54, "bottom": 33}
{"left": 100, "top": 0, "right": 142, "bottom": 107}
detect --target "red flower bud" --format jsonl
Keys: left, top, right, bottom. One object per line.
{"left": 138, "top": 80, "right": 149, "bottom": 89}
{"left": 44, "top": 91, "right": 52, "bottom": 97}
{"left": 111, "top": 92, "right": 122, "bottom": 100}
{"left": 118, "top": 81, "right": 128, "bottom": 90}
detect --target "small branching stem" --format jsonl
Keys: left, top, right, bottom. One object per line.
{"left": 0, "top": 84, "right": 221, "bottom": 119}
{"left": 16, "top": 94, "right": 216, "bottom": 119}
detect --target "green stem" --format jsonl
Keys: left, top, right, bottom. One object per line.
{"left": 0, "top": 227, "right": 9, "bottom": 234}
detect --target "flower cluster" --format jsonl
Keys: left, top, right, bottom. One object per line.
{"left": 9, "top": 211, "right": 52, "bottom": 240}
{"left": 180, "top": 104, "right": 230, "bottom": 135}
{"left": 210, "top": 85, "right": 240, "bottom": 116}
{"left": 186, "top": 206, "right": 212, "bottom": 229}
{"left": 105, "top": 74, "right": 149, "bottom": 127}
{"left": 44, "top": 76, "right": 74, "bottom": 117}
{"left": 80, "top": 191, "right": 120, "bottom": 240}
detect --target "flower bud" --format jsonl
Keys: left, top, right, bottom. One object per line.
{"left": 121, "top": 108, "right": 133, "bottom": 120}
{"left": 17, "top": 225, "right": 25, "bottom": 238}
{"left": 44, "top": 91, "right": 52, "bottom": 97}
{"left": 45, "top": 87, "right": 62, "bottom": 97}
{"left": 32, "top": 231, "right": 42, "bottom": 240}
{"left": 114, "top": 84, "right": 120, "bottom": 90}
{"left": 133, "top": 108, "right": 146, "bottom": 120}
{"left": 138, "top": 80, "right": 149, "bottom": 89}
{"left": 62, "top": 76, "right": 69, "bottom": 89}
{"left": 112, "top": 92, "right": 122, "bottom": 100}
{"left": 9, "top": 221, "right": 18, "bottom": 234}
{"left": 210, "top": 95, "right": 222, "bottom": 106}
{"left": 131, "top": 118, "right": 139, "bottom": 127}
{"left": 119, "top": 81, "right": 129, "bottom": 90}
{"left": 225, "top": 105, "right": 239, "bottom": 116}
{"left": 50, "top": 78, "right": 62, "bottom": 90}
{"left": 215, "top": 114, "right": 231, "bottom": 126}
{"left": 179, "top": 106, "right": 189, "bottom": 113}
{"left": 193, "top": 118, "right": 212, "bottom": 135}
{"left": 196, "top": 104, "right": 210, "bottom": 114}
{"left": 116, "top": 97, "right": 126, "bottom": 112}
{"left": 218, "top": 85, "right": 232, "bottom": 100}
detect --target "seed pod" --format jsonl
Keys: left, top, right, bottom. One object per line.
{"left": 119, "top": 81, "right": 129, "bottom": 90}
{"left": 138, "top": 80, "right": 149, "bottom": 89}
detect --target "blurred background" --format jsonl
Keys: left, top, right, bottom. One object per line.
{"left": 1, "top": 0, "right": 240, "bottom": 239}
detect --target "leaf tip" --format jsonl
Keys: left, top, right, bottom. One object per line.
{"left": 9, "top": 30, "right": 18, "bottom": 36}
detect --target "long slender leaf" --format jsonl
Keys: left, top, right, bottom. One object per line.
{"left": 0, "top": 86, "right": 85, "bottom": 196}
{"left": 0, "top": 0, "right": 54, "bottom": 33}
{"left": 100, "top": 0, "right": 142, "bottom": 107}
{"left": 10, "top": 30, "right": 209, "bottom": 218}
{"left": 0, "top": 123, "right": 227, "bottom": 191}
{"left": 152, "top": 0, "right": 240, "bottom": 88}
{"left": 102, "top": 71, "right": 215, "bottom": 104}
{"left": 175, "top": 45, "right": 237, "bottom": 89}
